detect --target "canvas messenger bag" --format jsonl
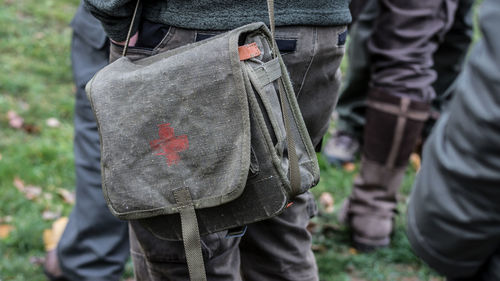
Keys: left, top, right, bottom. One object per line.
{"left": 85, "top": 0, "right": 320, "bottom": 279}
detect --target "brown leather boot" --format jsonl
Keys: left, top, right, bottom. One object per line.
{"left": 345, "top": 88, "right": 430, "bottom": 251}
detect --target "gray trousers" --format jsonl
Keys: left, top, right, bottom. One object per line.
{"left": 57, "top": 4, "right": 130, "bottom": 280}
{"left": 110, "top": 23, "right": 347, "bottom": 280}
{"left": 336, "top": 0, "right": 473, "bottom": 140}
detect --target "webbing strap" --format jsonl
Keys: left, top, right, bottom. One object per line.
{"left": 122, "top": 0, "right": 141, "bottom": 57}
{"left": 277, "top": 79, "right": 302, "bottom": 196}
{"left": 267, "top": 0, "right": 278, "bottom": 58}
{"left": 267, "top": 0, "right": 301, "bottom": 196}
{"left": 366, "top": 100, "right": 429, "bottom": 121}
{"left": 173, "top": 188, "right": 207, "bottom": 281}
{"left": 252, "top": 58, "right": 282, "bottom": 88}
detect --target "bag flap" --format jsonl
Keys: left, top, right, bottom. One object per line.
{"left": 85, "top": 23, "right": 269, "bottom": 219}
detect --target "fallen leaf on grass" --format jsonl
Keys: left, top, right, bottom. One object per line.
{"left": 319, "top": 192, "right": 335, "bottom": 213}
{"left": 348, "top": 247, "right": 358, "bottom": 255}
{"left": 6, "top": 111, "right": 40, "bottom": 134}
{"left": 343, "top": 162, "right": 356, "bottom": 172}
{"left": 42, "top": 210, "right": 61, "bottom": 221}
{"left": 311, "top": 244, "right": 327, "bottom": 253}
{"left": 24, "top": 186, "right": 42, "bottom": 200}
{"left": 7, "top": 110, "right": 24, "bottom": 129}
{"left": 22, "top": 124, "right": 41, "bottom": 134}
{"left": 57, "top": 188, "right": 75, "bottom": 204}
{"left": 0, "top": 224, "right": 14, "bottom": 239}
{"left": 13, "top": 177, "right": 42, "bottom": 200}
{"left": 0, "top": 153, "right": 2, "bottom": 161}
{"left": 410, "top": 153, "right": 421, "bottom": 171}
{"left": 29, "top": 256, "right": 45, "bottom": 266}
{"left": 44, "top": 193, "right": 53, "bottom": 200}
{"left": 46, "top": 117, "right": 60, "bottom": 128}
{"left": 43, "top": 217, "right": 68, "bottom": 251}
{"left": 13, "top": 177, "right": 25, "bottom": 191}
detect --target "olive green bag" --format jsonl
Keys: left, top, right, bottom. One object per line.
{"left": 85, "top": 1, "right": 319, "bottom": 279}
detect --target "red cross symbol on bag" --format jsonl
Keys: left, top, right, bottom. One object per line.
{"left": 150, "top": 123, "right": 189, "bottom": 166}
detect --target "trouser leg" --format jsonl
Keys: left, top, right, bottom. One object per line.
{"left": 344, "top": 0, "right": 457, "bottom": 249}
{"left": 336, "top": 0, "right": 377, "bottom": 140}
{"left": 432, "top": 0, "right": 474, "bottom": 100}
{"left": 240, "top": 192, "right": 318, "bottom": 281}
{"left": 424, "top": 0, "right": 474, "bottom": 137}
{"left": 129, "top": 222, "right": 242, "bottom": 281}
{"left": 58, "top": 72, "right": 130, "bottom": 281}
{"left": 57, "top": 30, "right": 130, "bottom": 281}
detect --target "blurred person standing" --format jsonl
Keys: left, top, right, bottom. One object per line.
{"left": 324, "top": 0, "right": 466, "bottom": 251}
{"left": 324, "top": 0, "right": 474, "bottom": 165}
{"left": 43, "top": 3, "right": 130, "bottom": 280}
{"left": 407, "top": 0, "right": 500, "bottom": 279}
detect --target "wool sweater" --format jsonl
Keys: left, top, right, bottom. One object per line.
{"left": 83, "top": 0, "right": 351, "bottom": 42}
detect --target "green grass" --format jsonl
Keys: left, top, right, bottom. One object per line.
{"left": 0, "top": 0, "right": 82, "bottom": 280}
{"left": 311, "top": 155, "right": 443, "bottom": 281}
{"left": 0, "top": 0, "right": 480, "bottom": 280}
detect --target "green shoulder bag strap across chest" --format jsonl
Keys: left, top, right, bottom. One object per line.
{"left": 121, "top": 1, "right": 301, "bottom": 280}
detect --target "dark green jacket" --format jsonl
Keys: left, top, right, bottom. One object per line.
{"left": 83, "top": 0, "right": 351, "bottom": 41}
{"left": 407, "top": 0, "right": 500, "bottom": 279}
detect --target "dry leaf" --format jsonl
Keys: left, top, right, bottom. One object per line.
{"left": 43, "top": 193, "right": 53, "bottom": 200}
{"left": 29, "top": 256, "right": 45, "bottom": 266}
{"left": 7, "top": 110, "right": 24, "bottom": 129}
{"left": 22, "top": 123, "right": 41, "bottom": 134}
{"left": 57, "top": 188, "right": 75, "bottom": 205}
{"left": 410, "top": 153, "right": 421, "bottom": 171}
{"left": 24, "top": 185, "right": 42, "bottom": 200}
{"left": 13, "top": 178, "right": 42, "bottom": 200}
{"left": 319, "top": 192, "right": 335, "bottom": 213}
{"left": 0, "top": 153, "right": 2, "bottom": 161}
{"left": 42, "top": 210, "right": 61, "bottom": 221}
{"left": 43, "top": 217, "right": 68, "bottom": 251}
{"left": 343, "top": 162, "right": 356, "bottom": 172}
{"left": 348, "top": 247, "right": 358, "bottom": 255}
{"left": 311, "top": 244, "right": 327, "bottom": 253}
{"left": 13, "top": 177, "right": 25, "bottom": 192}
{"left": 46, "top": 117, "right": 60, "bottom": 128}
{"left": 0, "top": 224, "right": 14, "bottom": 239}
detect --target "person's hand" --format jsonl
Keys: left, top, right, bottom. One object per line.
{"left": 111, "top": 32, "right": 139, "bottom": 47}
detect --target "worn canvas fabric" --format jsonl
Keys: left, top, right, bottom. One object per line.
{"left": 86, "top": 22, "right": 319, "bottom": 240}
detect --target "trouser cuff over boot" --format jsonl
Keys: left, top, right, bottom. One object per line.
{"left": 346, "top": 88, "right": 430, "bottom": 249}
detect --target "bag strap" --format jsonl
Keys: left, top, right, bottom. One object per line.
{"left": 122, "top": 0, "right": 141, "bottom": 57}
{"left": 267, "top": 0, "right": 302, "bottom": 196}
{"left": 173, "top": 188, "right": 207, "bottom": 281}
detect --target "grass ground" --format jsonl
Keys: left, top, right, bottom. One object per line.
{"left": 0, "top": 0, "right": 479, "bottom": 280}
